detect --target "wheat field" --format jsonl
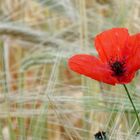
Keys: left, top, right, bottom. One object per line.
{"left": 0, "top": 0, "right": 140, "bottom": 140}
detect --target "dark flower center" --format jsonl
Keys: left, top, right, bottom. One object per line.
{"left": 109, "top": 61, "right": 125, "bottom": 76}
{"left": 94, "top": 131, "right": 106, "bottom": 139}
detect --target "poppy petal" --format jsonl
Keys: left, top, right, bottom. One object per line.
{"left": 116, "top": 72, "right": 135, "bottom": 84}
{"left": 95, "top": 28, "right": 129, "bottom": 62}
{"left": 68, "top": 54, "right": 117, "bottom": 85}
{"left": 126, "top": 33, "right": 140, "bottom": 72}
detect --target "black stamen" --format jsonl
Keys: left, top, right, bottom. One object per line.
{"left": 110, "top": 61, "right": 125, "bottom": 76}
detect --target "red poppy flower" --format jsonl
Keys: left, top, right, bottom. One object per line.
{"left": 68, "top": 28, "right": 140, "bottom": 85}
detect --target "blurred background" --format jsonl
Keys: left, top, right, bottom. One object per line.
{"left": 0, "top": 0, "right": 140, "bottom": 140}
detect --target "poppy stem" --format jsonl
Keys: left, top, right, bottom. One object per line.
{"left": 123, "top": 84, "right": 140, "bottom": 127}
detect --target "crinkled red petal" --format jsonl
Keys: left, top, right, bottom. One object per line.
{"left": 125, "top": 33, "right": 140, "bottom": 73}
{"left": 94, "top": 28, "right": 129, "bottom": 62}
{"left": 68, "top": 54, "right": 117, "bottom": 85}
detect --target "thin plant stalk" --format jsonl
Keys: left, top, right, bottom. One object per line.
{"left": 123, "top": 84, "right": 140, "bottom": 127}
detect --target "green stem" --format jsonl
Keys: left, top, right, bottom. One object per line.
{"left": 123, "top": 84, "right": 140, "bottom": 127}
